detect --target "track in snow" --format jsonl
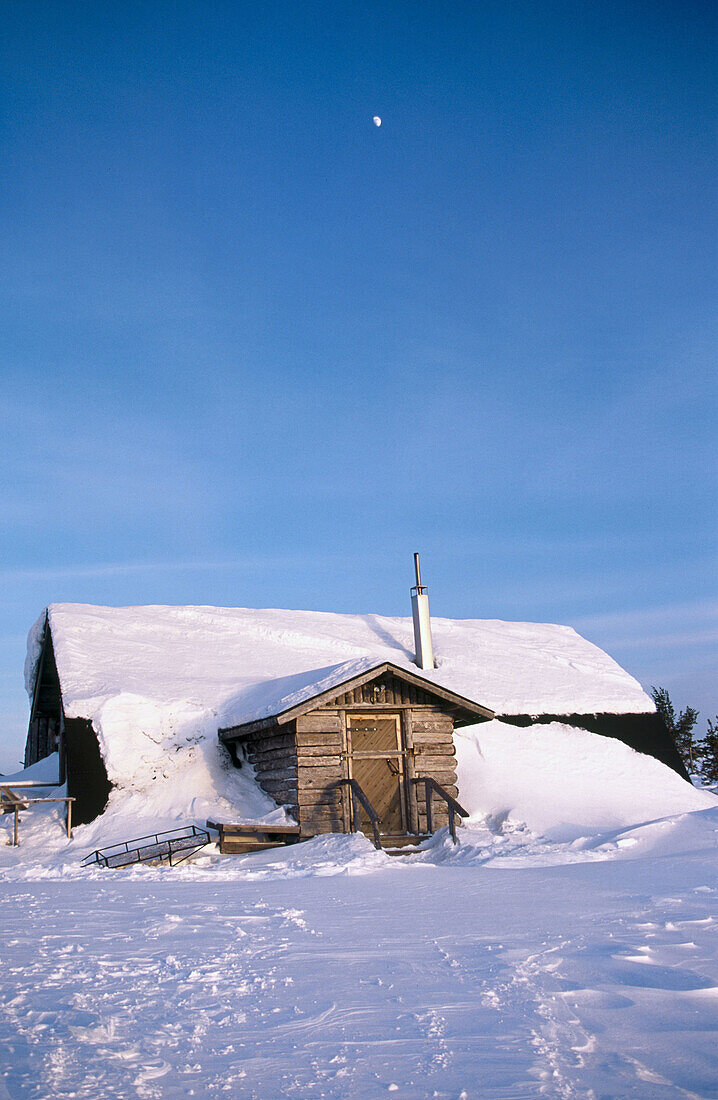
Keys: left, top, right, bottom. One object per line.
{"left": 1, "top": 850, "right": 716, "bottom": 1099}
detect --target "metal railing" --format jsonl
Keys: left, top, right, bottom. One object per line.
{"left": 338, "top": 779, "right": 381, "bottom": 849}
{"left": 412, "top": 777, "right": 468, "bottom": 843}
{"left": 81, "top": 825, "right": 211, "bottom": 869}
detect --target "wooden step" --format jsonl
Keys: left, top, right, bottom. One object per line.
{"left": 208, "top": 819, "right": 302, "bottom": 856}
{"left": 379, "top": 833, "right": 429, "bottom": 853}
{"left": 219, "top": 839, "right": 289, "bottom": 855}
{"left": 207, "top": 819, "right": 300, "bottom": 836}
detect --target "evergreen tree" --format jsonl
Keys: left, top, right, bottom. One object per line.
{"left": 650, "top": 686, "right": 699, "bottom": 769}
{"left": 694, "top": 718, "right": 718, "bottom": 783}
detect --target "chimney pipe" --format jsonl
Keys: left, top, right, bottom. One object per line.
{"left": 411, "top": 553, "right": 435, "bottom": 670}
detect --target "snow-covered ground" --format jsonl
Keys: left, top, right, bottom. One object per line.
{"left": 1, "top": 728, "right": 716, "bottom": 1098}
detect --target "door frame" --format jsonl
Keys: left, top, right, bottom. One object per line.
{"left": 344, "top": 712, "right": 408, "bottom": 834}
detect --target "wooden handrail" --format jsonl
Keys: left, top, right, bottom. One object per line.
{"left": 339, "top": 779, "right": 381, "bottom": 849}
{"left": 412, "top": 777, "right": 468, "bottom": 843}
{"left": 3, "top": 795, "right": 75, "bottom": 846}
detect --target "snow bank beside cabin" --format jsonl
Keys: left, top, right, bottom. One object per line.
{"left": 455, "top": 720, "right": 716, "bottom": 841}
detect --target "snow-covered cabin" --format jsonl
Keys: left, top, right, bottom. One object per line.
{"left": 23, "top": 604, "right": 685, "bottom": 832}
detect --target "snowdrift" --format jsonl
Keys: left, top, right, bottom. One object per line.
{"left": 455, "top": 720, "right": 716, "bottom": 841}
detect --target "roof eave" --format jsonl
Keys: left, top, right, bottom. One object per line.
{"left": 218, "top": 660, "right": 494, "bottom": 741}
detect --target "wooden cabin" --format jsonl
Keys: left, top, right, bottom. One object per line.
{"left": 21, "top": 599, "right": 688, "bottom": 835}
{"left": 219, "top": 661, "right": 493, "bottom": 841}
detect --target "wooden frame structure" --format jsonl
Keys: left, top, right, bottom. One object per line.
{"left": 219, "top": 662, "right": 494, "bottom": 841}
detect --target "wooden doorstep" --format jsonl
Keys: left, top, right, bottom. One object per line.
{"left": 208, "top": 821, "right": 301, "bottom": 836}
{"left": 220, "top": 839, "right": 288, "bottom": 854}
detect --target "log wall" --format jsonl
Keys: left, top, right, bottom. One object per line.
{"left": 242, "top": 725, "right": 299, "bottom": 816}
{"left": 235, "top": 696, "right": 461, "bottom": 839}
{"left": 294, "top": 711, "right": 346, "bottom": 835}
{"left": 408, "top": 710, "right": 458, "bottom": 832}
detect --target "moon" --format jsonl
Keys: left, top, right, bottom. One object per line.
{"left": 372, "top": 116, "right": 381, "bottom": 127}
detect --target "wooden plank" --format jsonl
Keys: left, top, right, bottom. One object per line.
{"left": 294, "top": 743, "right": 345, "bottom": 761}
{"left": 300, "top": 822, "right": 340, "bottom": 836}
{"left": 258, "top": 776, "right": 297, "bottom": 790}
{"left": 248, "top": 755, "right": 297, "bottom": 772}
{"left": 296, "top": 778, "right": 343, "bottom": 794}
{"left": 411, "top": 717, "right": 454, "bottom": 733}
{"left": 414, "top": 769, "right": 458, "bottom": 783}
{"left": 220, "top": 839, "right": 288, "bottom": 854}
{"left": 208, "top": 821, "right": 300, "bottom": 835}
{"left": 413, "top": 744, "right": 456, "bottom": 757}
{"left": 297, "top": 791, "right": 343, "bottom": 808}
{"left": 258, "top": 785, "right": 297, "bottom": 802}
{"left": 411, "top": 736, "right": 456, "bottom": 749}
{"left": 297, "top": 763, "right": 343, "bottom": 778}
{"left": 251, "top": 765, "right": 296, "bottom": 783}
{"left": 297, "top": 760, "right": 345, "bottom": 773}
{"left": 245, "top": 731, "right": 295, "bottom": 753}
{"left": 251, "top": 755, "right": 297, "bottom": 770}
{"left": 246, "top": 730, "right": 290, "bottom": 748}
{"left": 247, "top": 745, "right": 296, "bottom": 762}
{"left": 219, "top": 827, "right": 299, "bottom": 836}
{"left": 299, "top": 800, "right": 345, "bottom": 815}
{"left": 295, "top": 713, "right": 343, "bottom": 734}
{"left": 298, "top": 804, "right": 345, "bottom": 820}
{"left": 295, "top": 732, "right": 343, "bottom": 748}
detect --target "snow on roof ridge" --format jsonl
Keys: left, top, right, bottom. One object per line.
{"left": 33, "top": 600, "right": 653, "bottom": 718}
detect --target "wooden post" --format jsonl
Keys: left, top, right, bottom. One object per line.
{"left": 424, "top": 778, "right": 433, "bottom": 833}
{"left": 449, "top": 803, "right": 456, "bottom": 843}
{"left": 13, "top": 804, "right": 19, "bottom": 847}
{"left": 66, "top": 799, "right": 72, "bottom": 839}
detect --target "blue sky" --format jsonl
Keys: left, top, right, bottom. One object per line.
{"left": 1, "top": 0, "right": 716, "bottom": 770}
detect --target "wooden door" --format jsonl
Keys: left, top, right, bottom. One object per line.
{"left": 346, "top": 714, "right": 406, "bottom": 835}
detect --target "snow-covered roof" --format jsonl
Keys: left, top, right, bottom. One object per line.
{"left": 23, "top": 602, "right": 654, "bottom": 801}
{"left": 28, "top": 602, "right": 652, "bottom": 725}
